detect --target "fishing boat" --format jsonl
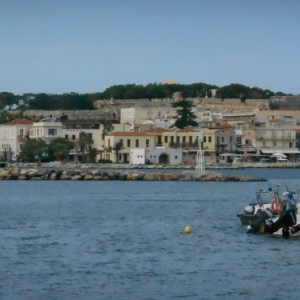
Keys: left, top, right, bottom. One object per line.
{"left": 238, "top": 186, "right": 300, "bottom": 238}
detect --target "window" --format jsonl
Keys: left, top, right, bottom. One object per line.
{"left": 146, "top": 139, "right": 149, "bottom": 147}
{"left": 20, "top": 144, "right": 23, "bottom": 150}
{"left": 182, "top": 137, "right": 186, "bottom": 143}
{"left": 203, "top": 136, "right": 207, "bottom": 142}
{"left": 48, "top": 128, "right": 57, "bottom": 136}
{"left": 273, "top": 142, "right": 276, "bottom": 147}
{"left": 175, "top": 156, "right": 178, "bottom": 159}
{"left": 20, "top": 129, "right": 24, "bottom": 137}
{"left": 127, "top": 139, "right": 131, "bottom": 147}
{"left": 65, "top": 135, "right": 69, "bottom": 140}
{"left": 208, "top": 136, "right": 212, "bottom": 143}
{"left": 221, "top": 137, "right": 224, "bottom": 143}
{"left": 189, "top": 136, "right": 192, "bottom": 143}
{"left": 164, "top": 136, "right": 168, "bottom": 143}
{"left": 170, "top": 136, "right": 174, "bottom": 143}
{"left": 119, "top": 139, "right": 123, "bottom": 145}
{"left": 135, "top": 139, "right": 139, "bottom": 147}
{"left": 72, "top": 135, "right": 76, "bottom": 140}
{"left": 230, "top": 137, "right": 233, "bottom": 142}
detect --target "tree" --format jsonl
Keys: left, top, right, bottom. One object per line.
{"left": 102, "top": 120, "right": 114, "bottom": 140}
{"left": 171, "top": 99, "right": 198, "bottom": 129}
{"left": 21, "top": 138, "right": 48, "bottom": 162}
{"left": 0, "top": 92, "right": 17, "bottom": 110}
{"left": 112, "top": 141, "right": 124, "bottom": 163}
{"left": 78, "top": 132, "right": 93, "bottom": 161}
{"left": 48, "top": 137, "right": 74, "bottom": 161}
{"left": 87, "top": 148, "right": 97, "bottom": 163}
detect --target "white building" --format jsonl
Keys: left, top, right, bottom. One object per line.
{"left": 0, "top": 118, "right": 33, "bottom": 161}
{"left": 30, "top": 118, "right": 62, "bottom": 142}
{"left": 130, "top": 147, "right": 183, "bottom": 165}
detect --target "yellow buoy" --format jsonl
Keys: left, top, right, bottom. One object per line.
{"left": 184, "top": 226, "right": 192, "bottom": 234}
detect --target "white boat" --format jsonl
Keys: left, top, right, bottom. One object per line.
{"left": 238, "top": 186, "right": 300, "bottom": 238}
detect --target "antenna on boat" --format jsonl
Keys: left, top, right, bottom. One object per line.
{"left": 195, "top": 125, "right": 205, "bottom": 173}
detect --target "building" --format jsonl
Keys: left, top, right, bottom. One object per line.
{"left": 255, "top": 118, "right": 299, "bottom": 159}
{"left": 30, "top": 118, "right": 62, "bottom": 142}
{"left": 104, "top": 132, "right": 155, "bottom": 163}
{"left": 120, "top": 107, "right": 177, "bottom": 127}
{"left": 0, "top": 118, "right": 33, "bottom": 161}
{"left": 130, "top": 147, "right": 183, "bottom": 165}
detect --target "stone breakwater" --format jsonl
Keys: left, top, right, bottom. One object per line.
{"left": 0, "top": 168, "right": 267, "bottom": 181}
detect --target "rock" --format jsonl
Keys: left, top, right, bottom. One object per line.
{"left": 71, "top": 175, "right": 83, "bottom": 180}
{"left": 0, "top": 170, "right": 11, "bottom": 179}
{"left": 61, "top": 173, "right": 72, "bottom": 180}
{"left": 50, "top": 173, "right": 57, "bottom": 180}
{"left": 84, "top": 175, "right": 94, "bottom": 180}
{"left": 143, "top": 172, "right": 162, "bottom": 181}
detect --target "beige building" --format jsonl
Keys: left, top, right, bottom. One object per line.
{"left": 103, "top": 132, "right": 155, "bottom": 163}
{"left": 160, "top": 127, "right": 217, "bottom": 164}
{"left": 255, "top": 109, "right": 300, "bottom": 120}
{"left": 255, "top": 119, "right": 299, "bottom": 158}
{"left": 120, "top": 107, "right": 177, "bottom": 126}
{"left": 0, "top": 118, "right": 33, "bottom": 161}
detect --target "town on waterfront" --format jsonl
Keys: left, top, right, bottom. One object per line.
{"left": 1, "top": 84, "right": 300, "bottom": 168}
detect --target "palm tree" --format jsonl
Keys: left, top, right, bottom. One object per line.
{"left": 112, "top": 141, "right": 124, "bottom": 163}
{"left": 78, "top": 132, "right": 92, "bottom": 162}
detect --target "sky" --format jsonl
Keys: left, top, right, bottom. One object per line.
{"left": 0, "top": 0, "right": 299, "bottom": 95}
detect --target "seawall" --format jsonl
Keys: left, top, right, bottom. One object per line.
{"left": 0, "top": 168, "right": 267, "bottom": 182}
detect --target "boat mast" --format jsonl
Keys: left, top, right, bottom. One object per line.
{"left": 195, "top": 126, "right": 205, "bottom": 172}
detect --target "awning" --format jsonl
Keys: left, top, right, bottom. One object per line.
{"left": 260, "top": 148, "right": 300, "bottom": 154}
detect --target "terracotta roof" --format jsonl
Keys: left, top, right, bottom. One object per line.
{"left": 107, "top": 132, "right": 152, "bottom": 137}
{"left": 210, "top": 122, "right": 233, "bottom": 130}
{"left": 5, "top": 118, "right": 33, "bottom": 125}
{"left": 145, "top": 127, "right": 172, "bottom": 133}
{"left": 176, "top": 127, "right": 198, "bottom": 132}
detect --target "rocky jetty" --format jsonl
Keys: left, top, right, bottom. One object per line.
{"left": 0, "top": 168, "right": 267, "bottom": 182}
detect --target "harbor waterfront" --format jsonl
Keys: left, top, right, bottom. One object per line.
{"left": 1, "top": 168, "right": 300, "bottom": 299}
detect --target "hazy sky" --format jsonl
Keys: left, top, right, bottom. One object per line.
{"left": 0, "top": 0, "right": 299, "bottom": 95}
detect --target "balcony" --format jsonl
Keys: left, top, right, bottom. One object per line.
{"left": 17, "top": 135, "right": 28, "bottom": 140}
{"left": 169, "top": 142, "right": 199, "bottom": 150}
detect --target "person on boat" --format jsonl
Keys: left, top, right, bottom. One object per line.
{"left": 247, "top": 199, "right": 298, "bottom": 237}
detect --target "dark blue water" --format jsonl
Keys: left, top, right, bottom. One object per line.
{"left": 1, "top": 168, "right": 300, "bottom": 300}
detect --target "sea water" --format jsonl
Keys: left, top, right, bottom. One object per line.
{"left": 0, "top": 168, "right": 300, "bottom": 299}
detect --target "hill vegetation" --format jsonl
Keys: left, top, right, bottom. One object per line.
{"left": 0, "top": 82, "right": 291, "bottom": 113}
